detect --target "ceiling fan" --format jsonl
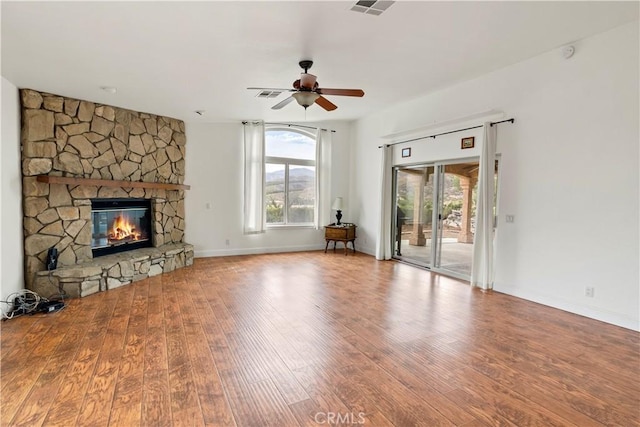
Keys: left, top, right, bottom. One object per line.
{"left": 248, "top": 60, "right": 365, "bottom": 111}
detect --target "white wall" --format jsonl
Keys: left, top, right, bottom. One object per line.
{"left": 1, "top": 77, "right": 24, "bottom": 315}
{"left": 351, "top": 21, "right": 639, "bottom": 330}
{"left": 185, "top": 121, "right": 352, "bottom": 257}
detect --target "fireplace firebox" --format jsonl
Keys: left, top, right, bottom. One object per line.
{"left": 91, "top": 198, "right": 152, "bottom": 257}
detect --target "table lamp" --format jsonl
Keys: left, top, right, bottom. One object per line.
{"left": 332, "top": 197, "right": 343, "bottom": 225}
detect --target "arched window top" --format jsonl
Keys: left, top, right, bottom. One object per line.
{"left": 265, "top": 128, "right": 316, "bottom": 161}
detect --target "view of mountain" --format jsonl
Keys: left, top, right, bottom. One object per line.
{"left": 265, "top": 167, "right": 314, "bottom": 181}
{"left": 265, "top": 167, "right": 315, "bottom": 206}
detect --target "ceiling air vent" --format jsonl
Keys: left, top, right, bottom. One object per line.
{"left": 350, "top": 0, "right": 395, "bottom": 16}
{"left": 256, "top": 90, "right": 282, "bottom": 99}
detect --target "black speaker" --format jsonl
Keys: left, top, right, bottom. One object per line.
{"left": 46, "top": 247, "right": 58, "bottom": 271}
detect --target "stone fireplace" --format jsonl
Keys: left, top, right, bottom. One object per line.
{"left": 20, "top": 89, "right": 193, "bottom": 298}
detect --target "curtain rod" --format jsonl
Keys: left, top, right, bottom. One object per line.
{"left": 378, "top": 118, "right": 514, "bottom": 148}
{"left": 266, "top": 122, "right": 336, "bottom": 133}
{"left": 242, "top": 121, "right": 336, "bottom": 133}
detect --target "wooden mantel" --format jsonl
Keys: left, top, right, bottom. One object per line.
{"left": 36, "top": 175, "right": 191, "bottom": 191}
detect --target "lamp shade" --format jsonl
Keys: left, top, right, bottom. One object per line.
{"left": 292, "top": 91, "right": 320, "bottom": 108}
{"left": 331, "top": 197, "right": 343, "bottom": 210}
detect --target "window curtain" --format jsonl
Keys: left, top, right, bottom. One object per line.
{"left": 315, "top": 128, "right": 332, "bottom": 229}
{"left": 376, "top": 144, "right": 393, "bottom": 260}
{"left": 243, "top": 121, "right": 266, "bottom": 234}
{"left": 471, "top": 122, "right": 497, "bottom": 289}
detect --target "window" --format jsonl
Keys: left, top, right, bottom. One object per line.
{"left": 265, "top": 128, "right": 316, "bottom": 226}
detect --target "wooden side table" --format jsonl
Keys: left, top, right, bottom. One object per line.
{"left": 324, "top": 224, "right": 357, "bottom": 255}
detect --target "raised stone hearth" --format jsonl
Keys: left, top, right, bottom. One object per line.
{"left": 20, "top": 89, "right": 191, "bottom": 296}
{"left": 32, "top": 243, "right": 194, "bottom": 298}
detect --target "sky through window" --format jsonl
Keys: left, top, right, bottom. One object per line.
{"left": 265, "top": 130, "right": 315, "bottom": 160}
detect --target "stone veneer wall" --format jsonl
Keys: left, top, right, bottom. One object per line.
{"left": 32, "top": 243, "right": 193, "bottom": 298}
{"left": 20, "top": 89, "right": 187, "bottom": 289}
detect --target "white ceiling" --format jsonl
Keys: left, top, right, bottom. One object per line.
{"left": 2, "top": 1, "right": 637, "bottom": 124}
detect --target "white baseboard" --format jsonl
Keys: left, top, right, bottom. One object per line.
{"left": 357, "top": 244, "right": 376, "bottom": 257}
{"left": 195, "top": 243, "right": 378, "bottom": 259}
{"left": 194, "top": 243, "right": 325, "bottom": 258}
{"left": 494, "top": 284, "right": 640, "bottom": 332}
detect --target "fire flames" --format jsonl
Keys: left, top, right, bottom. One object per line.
{"left": 108, "top": 214, "right": 141, "bottom": 243}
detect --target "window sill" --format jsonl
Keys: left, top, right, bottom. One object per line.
{"left": 266, "top": 224, "right": 317, "bottom": 230}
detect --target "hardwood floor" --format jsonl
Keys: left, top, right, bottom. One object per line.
{"left": 1, "top": 252, "right": 638, "bottom": 426}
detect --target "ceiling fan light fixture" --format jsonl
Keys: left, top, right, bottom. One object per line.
{"left": 292, "top": 92, "right": 319, "bottom": 109}
{"left": 250, "top": 60, "right": 364, "bottom": 111}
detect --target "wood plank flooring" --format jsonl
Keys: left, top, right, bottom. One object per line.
{"left": 1, "top": 252, "right": 638, "bottom": 426}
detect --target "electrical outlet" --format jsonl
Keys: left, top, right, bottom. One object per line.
{"left": 585, "top": 286, "right": 595, "bottom": 298}
{"left": 225, "top": 239, "right": 230, "bottom": 246}
{"left": 205, "top": 202, "right": 211, "bottom": 210}
{"left": 506, "top": 214, "right": 515, "bottom": 223}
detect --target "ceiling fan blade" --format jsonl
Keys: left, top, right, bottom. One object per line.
{"left": 316, "top": 88, "right": 364, "bottom": 97}
{"left": 247, "top": 87, "right": 295, "bottom": 92}
{"left": 315, "top": 96, "right": 338, "bottom": 111}
{"left": 271, "top": 96, "right": 295, "bottom": 110}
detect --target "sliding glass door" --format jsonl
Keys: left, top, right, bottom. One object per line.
{"left": 433, "top": 162, "right": 479, "bottom": 278}
{"left": 393, "top": 159, "right": 496, "bottom": 280}
{"left": 393, "top": 166, "right": 435, "bottom": 268}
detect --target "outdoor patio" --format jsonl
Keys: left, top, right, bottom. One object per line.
{"left": 396, "top": 237, "right": 473, "bottom": 277}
